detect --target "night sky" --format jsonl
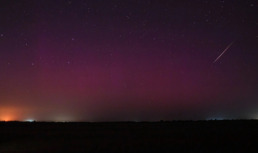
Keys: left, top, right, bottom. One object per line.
{"left": 0, "top": 0, "right": 257, "bottom": 121}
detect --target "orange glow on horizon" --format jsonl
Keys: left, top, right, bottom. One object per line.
{"left": 0, "top": 104, "right": 79, "bottom": 122}
{"left": 0, "top": 106, "right": 26, "bottom": 121}
{"left": 0, "top": 115, "right": 15, "bottom": 122}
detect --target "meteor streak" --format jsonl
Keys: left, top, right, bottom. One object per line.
{"left": 213, "top": 41, "right": 235, "bottom": 63}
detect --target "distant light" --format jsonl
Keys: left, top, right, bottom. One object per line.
{"left": 25, "top": 119, "right": 35, "bottom": 122}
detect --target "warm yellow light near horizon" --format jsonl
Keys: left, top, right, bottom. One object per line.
{"left": 0, "top": 115, "right": 15, "bottom": 121}
{"left": 0, "top": 106, "right": 22, "bottom": 121}
{"left": 0, "top": 106, "right": 78, "bottom": 122}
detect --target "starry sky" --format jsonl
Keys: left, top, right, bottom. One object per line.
{"left": 0, "top": 0, "right": 257, "bottom": 121}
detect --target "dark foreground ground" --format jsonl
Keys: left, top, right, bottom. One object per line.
{"left": 0, "top": 120, "right": 258, "bottom": 153}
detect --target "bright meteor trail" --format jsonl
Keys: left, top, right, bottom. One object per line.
{"left": 213, "top": 41, "right": 235, "bottom": 63}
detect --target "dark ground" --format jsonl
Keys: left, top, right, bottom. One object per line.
{"left": 0, "top": 120, "right": 258, "bottom": 153}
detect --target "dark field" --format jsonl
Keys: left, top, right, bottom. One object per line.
{"left": 0, "top": 121, "right": 258, "bottom": 153}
